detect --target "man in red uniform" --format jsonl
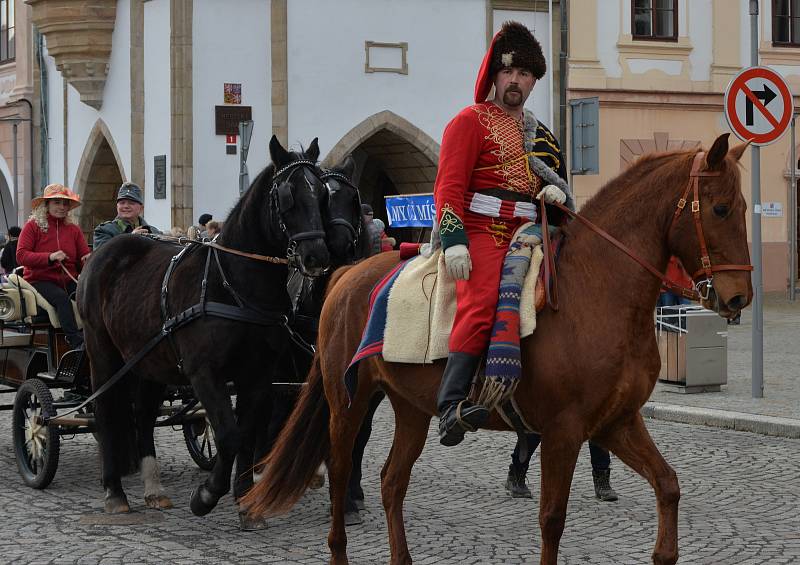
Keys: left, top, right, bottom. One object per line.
{"left": 435, "top": 21, "right": 574, "bottom": 446}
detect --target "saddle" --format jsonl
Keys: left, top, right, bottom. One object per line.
{"left": 381, "top": 224, "right": 545, "bottom": 365}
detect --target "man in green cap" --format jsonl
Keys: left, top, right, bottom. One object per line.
{"left": 93, "top": 182, "right": 161, "bottom": 250}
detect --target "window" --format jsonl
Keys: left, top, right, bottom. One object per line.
{"left": 632, "top": 0, "right": 678, "bottom": 41}
{"left": 0, "top": 0, "right": 14, "bottom": 64}
{"left": 569, "top": 97, "right": 599, "bottom": 175}
{"left": 773, "top": 0, "right": 800, "bottom": 46}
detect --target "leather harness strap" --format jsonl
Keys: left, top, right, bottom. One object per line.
{"left": 539, "top": 151, "right": 753, "bottom": 310}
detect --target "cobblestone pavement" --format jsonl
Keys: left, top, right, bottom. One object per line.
{"left": 1, "top": 403, "right": 799, "bottom": 565}
{"left": 648, "top": 293, "right": 800, "bottom": 421}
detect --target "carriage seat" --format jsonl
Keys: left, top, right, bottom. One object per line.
{"left": 1, "top": 274, "right": 82, "bottom": 329}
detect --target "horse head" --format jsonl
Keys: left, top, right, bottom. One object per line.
{"left": 320, "top": 155, "right": 371, "bottom": 265}
{"left": 668, "top": 133, "right": 753, "bottom": 318}
{"left": 267, "top": 136, "right": 330, "bottom": 276}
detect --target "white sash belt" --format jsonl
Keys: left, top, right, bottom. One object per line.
{"left": 468, "top": 192, "right": 537, "bottom": 221}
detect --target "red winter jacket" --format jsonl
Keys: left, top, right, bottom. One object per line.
{"left": 16, "top": 216, "right": 91, "bottom": 287}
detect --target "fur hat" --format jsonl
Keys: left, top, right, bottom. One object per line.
{"left": 474, "top": 21, "right": 546, "bottom": 103}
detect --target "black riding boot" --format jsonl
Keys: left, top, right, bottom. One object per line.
{"left": 592, "top": 468, "right": 619, "bottom": 502}
{"left": 504, "top": 465, "right": 532, "bottom": 498}
{"left": 437, "top": 352, "right": 488, "bottom": 446}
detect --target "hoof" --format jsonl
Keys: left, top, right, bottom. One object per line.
{"left": 189, "top": 485, "right": 220, "bottom": 517}
{"left": 104, "top": 495, "right": 130, "bottom": 514}
{"left": 239, "top": 511, "right": 267, "bottom": 531}
{"left": 145, "top": 494, "right": 174, "bottom": 509}
{"left": 344, "top": 511, "right": 363, "bottom": 526}
{"left": 309, "top": 472, "right": 325, "bottom": 490}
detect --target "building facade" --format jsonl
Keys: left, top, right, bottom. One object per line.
{"left": 0, "top": 0, "right": 37, "bottom": 234}
{"left": 568, "top": 0, "right": 800, "bottom": 292}
{"left": 28, "top": 0, "right": 560, "bottom": 245}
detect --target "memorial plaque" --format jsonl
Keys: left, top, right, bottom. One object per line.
{"left": 215, "top": 106, "right": 252, "bottom": 135}
{"left": 154, "top": 155, "right": 167, "bottom": 200}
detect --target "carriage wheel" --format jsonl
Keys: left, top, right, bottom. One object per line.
{"left": 183, "top": 417, "right": 217, "bottom": 471}
{"left": 13, "top": 379, "right": 60, "bottom": 489}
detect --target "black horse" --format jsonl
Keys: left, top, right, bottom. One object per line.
{"left": 77, "top": 136, "right": 330, "bottom": 527}
{"left": 263, "top": 154, "right": 386, "bottom": 525}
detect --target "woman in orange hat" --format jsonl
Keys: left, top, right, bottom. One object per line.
{"left": 16, "top": 183, "right": 91, "bottom": 348}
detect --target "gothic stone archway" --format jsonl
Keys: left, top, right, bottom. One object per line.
{"left": 73, "top": 120, "right": 127, "bottom": 244}
{"left": 324, "top": 111, "right": 440, "bottom": 244}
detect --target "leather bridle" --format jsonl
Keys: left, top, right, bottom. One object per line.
{"left": 320, "top": 170, "right": 363, "bottom": 258}
{"left": 540, "top": 151, "right": 753, "bottom": 309}
{"left": 270, "top": 160, "right": 327, "bottom": 270}
{"left": 667, "top": 152, "right": 754, "bottom": 300}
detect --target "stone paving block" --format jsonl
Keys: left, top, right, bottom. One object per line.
{"left": 1, "top": 405, "right": 799, "bottom": 563}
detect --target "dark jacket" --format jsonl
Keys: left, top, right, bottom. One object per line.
{"left": 1, "top": 238, "right": 18, "bottom": 273}
{"left": 93, "top": 217, "right": 161, "bottom": 250}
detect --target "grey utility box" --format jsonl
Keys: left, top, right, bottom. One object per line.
{"left": 656, "top": 305, "right": 728, "bottom": 393}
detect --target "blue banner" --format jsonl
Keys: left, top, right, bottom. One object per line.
{"left": 384, "top": 194, "right": 435, "bottom": 228}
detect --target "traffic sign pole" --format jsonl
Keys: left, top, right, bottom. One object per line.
{"left": 749, "top": 1, "right": 763, "bottom": 399}
{"left": 791, "top": 115, "right": 797, "bottom": 303}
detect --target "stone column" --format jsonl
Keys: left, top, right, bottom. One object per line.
{"left": 130, "top": 0, "right": 145, "bottom": 188}
{"left": 171, "top": 0, "right": 193, "bottom": 230}
{"left": 271, "top": 0, "right": 288, "bottom": 145}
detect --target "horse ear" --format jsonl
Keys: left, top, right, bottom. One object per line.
{"left": 728, "top": 140, "right": 751, "bottom": 162}
{"left": 705, "top": 133, "right": 730, "bottom": 170}
{"left": 341, "top": 154, "right": 356, "bottom": 178}
{"left": 306, "top": 138, "right": 320, "bottom": 162}
{"left": 269, "top": 135, "right": 291, "bottom": 168}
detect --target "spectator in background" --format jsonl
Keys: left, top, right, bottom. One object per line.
{"left": 372, "top": 218, "right": 396, "bottom": 252}
{"left": 1, "top": 226, "right": 22, "bottom": 273}
{"left": 93, "top": 182, "right": 161, "bottom": 251}
{"left": 169, "top": 227, "right": 186, "bottom": 238}
{"left": 361, "top": 204, "right": 383, "bottom": 255}
{"left": 188, "top": 213, "right": 213, "bottom": 240}
{"left": 206, "top": 220, "right": 222, "bottom": 239}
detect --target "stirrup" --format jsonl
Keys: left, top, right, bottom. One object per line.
{"left": 455, "top": 400, "right": 480, "bottom": 432}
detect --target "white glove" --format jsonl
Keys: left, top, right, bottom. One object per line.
{"left": 517, "top": 233, "right": 542, "bottom": 247}
{"left": 540, "top": 184, "right": 567, "bottom": 205}
{"left": 444, "top": 244, "right": 472, "bottom": 280}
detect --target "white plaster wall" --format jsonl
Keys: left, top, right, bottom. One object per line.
{"left": 628, "top": 58, "right": 682, "bottom": 75}
{"left": 44, "top": 41, "right": 65, "bottom": 186}
{"left": 287, "top": 0, "right": 486, "bottom": 160}
{"left": 193, "top": 0, "right": 271, "bottom": 224}
{"left": 67, "top": 0, "right": 132, "bottom": 191}
{"left": 597, "top": 0, "right": 622, "bottom": 78}
{"left": 493, "top": 9, "right": 553, "bottom": 128}
{"left": 688, "top": 0, "right": 712, "bottom": 82}
{"left": 143, "top": 0, "right": 172, "bottom": 231}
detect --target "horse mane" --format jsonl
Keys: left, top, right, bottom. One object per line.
{"left": 573, "top": 147, "right": 741, "bottom": 234}
{"left": 221, "top": 150, "right": 312, "bottom": 252}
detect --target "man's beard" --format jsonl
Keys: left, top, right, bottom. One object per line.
{"left": 502, "top": 88, "right": 523, "bottom": 107}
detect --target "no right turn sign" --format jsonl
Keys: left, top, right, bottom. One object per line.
{"left": 724, "top": 66, "right": 794, "bottom": 146}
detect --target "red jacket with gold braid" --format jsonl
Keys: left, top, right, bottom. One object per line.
{"left": 434, "top": 101, "right": 570, "bottom": 250}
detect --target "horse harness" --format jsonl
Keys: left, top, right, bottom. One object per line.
{"left": 48, "top": 161, "right": 325, "bottom": 423}
{"left": 319, "top": 170, "right": 363, "bottom": 259}
{"left": 539, "top": 151, "right": 754, "bottom": 310}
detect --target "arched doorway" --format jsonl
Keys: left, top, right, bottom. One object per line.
{"left": 324, "top": 111, "right": 439, "bottom": 244}
{"left": 73, "top": 120, "right": 126, "bottom": 244}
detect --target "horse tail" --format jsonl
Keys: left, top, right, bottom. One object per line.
{"left": 242, "top": 352, "right": 330, "bottom": 517}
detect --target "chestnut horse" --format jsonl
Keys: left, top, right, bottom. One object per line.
{"left": 244, "top": 134, "right": 752, "bottom": 564}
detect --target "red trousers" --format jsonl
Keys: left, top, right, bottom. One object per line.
{"left": 448, "top": 212, "right": 527, "bottom": 355}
